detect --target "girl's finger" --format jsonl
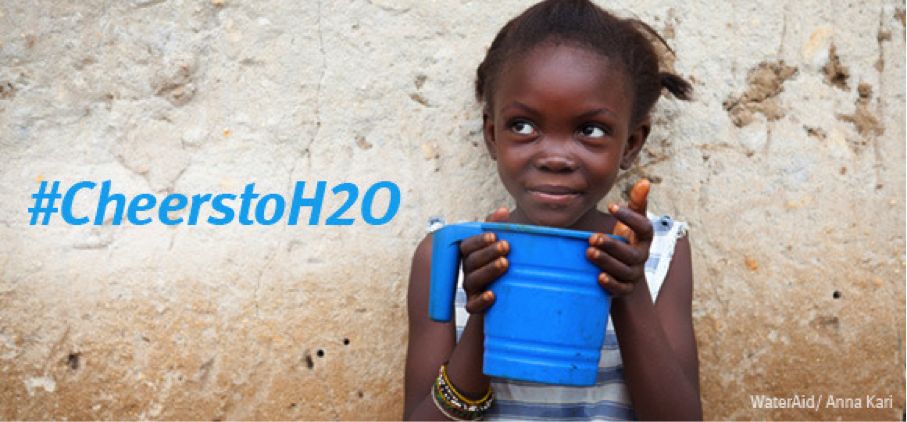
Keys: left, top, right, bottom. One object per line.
{"left": 460, "top": 206, "right": 509, "bottom": 266}
{"left": 462, "top": 240, "right": 509, "bottom": 274}
{"left": 465, "top": 290, "right": 496, "bottom": 314}
{"left": 460, "top": 231, "right": 497, "bottom": 256}
{"left": 589, "top": 234, "right": 647, "bottom": 266}
{"left": 597, "top": 273, "right": 636, "bottom": 296}
{"left": 612, "top": 179, "right": 650, "bottom": 243}
{"left": 463, "top": 257, "right": 509, "bottom": 294}
{"left": 484, "top": 207, "right": 511, "bottom": 223}
{"left": 608, "top": 203, "right": 654, "bottom": 243}
{"left": 627, "top": 179, "right": 650, "bottom": 213}
{"left": 586, "top": 245, "right": 644, "bottom": 282}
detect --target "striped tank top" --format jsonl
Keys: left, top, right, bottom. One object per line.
{"left": 440, "top": 215, "right": 687, "bottom": 421}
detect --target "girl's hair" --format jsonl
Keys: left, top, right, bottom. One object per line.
{"left": 475, "top": 0, "right": 693, "bottom": 127}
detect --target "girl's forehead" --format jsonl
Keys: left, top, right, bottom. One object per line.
{"left": 495, "top": 44, "right": 630, "bottom": 97}
{"left": 515, "top": 43, "right": 612, "bottom": 70}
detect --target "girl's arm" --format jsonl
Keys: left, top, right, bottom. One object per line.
{"left": 610, "top": 234, "right": 702, "bottom": 420}
{"left": 403, "top": 236, "right": 487, "bottom": 420}
{"left": 404, "top": 208, "right": 511, "bottom": 420}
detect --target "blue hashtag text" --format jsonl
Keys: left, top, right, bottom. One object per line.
{"left": 28, "top": 180, "right": 401, "bottom": 226}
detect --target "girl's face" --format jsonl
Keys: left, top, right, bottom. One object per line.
{"left": 483, "top": 43, "right": 649, "bottom": 230}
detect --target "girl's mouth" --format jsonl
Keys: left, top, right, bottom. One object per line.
{"left": 526, "top": 186, "right": 583, "bottom": 204}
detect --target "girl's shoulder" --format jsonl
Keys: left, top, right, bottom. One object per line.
{"left": 648, "top": 213, "right": 689, "bottom": 239}
{"left": 411, "top": 217, "right": 446, "bottom": 268}
{"left": 645, "top": 213, "right": 689, "bottom": 303}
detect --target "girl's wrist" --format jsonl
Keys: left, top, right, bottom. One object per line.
{"left": 444, "top": 360, "right": 492, "bottom": 402}
{"left": 431, "top": 362, "right": 495, "bottom": 420}
{"left": 446, "top": 312, "right": 490, "bottom": 398}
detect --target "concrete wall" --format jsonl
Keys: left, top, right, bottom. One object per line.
{"left": 1, "top": 0, "right": 903, "bottom": 419}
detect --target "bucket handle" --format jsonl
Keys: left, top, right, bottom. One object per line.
{"left": 428, "top": 222, "right": 486, "bottom": 322}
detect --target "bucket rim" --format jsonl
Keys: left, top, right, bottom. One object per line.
{"left": 479, "top": 222, "right": 623, "bottom": 242}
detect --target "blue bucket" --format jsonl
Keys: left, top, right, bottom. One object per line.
{"left": 429, "top": 222, "right": 625, "bottom": 386}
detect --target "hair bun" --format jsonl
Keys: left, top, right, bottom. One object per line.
{"left": 660, "top": 72, "right": 693, "bottom": 101}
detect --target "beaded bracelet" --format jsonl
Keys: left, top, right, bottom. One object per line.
{"left": 431, "top": 363, "right": 494, "bottom": 421}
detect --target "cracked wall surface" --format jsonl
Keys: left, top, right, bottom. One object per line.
{"left": 0, "top": 0, "right": 904, "bottom": 420}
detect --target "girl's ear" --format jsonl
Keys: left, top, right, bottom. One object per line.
{"left": 620, "top": 120, "right": 650, "bottom": 170}
{"left": 483, "top": 111, "right": 498, "bottom": 160}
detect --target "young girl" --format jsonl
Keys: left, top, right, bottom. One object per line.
{"left": 404, "top": 0, "right": 701, "bottom": 419}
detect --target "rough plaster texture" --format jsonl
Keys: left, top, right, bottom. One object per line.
{"left": 0, "top": 0, "right": 904, "bottom": 420}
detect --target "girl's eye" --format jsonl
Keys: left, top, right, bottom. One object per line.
{"left": 511, "top": 121, "right": 538, "bottom": 136}
{"left": 578, "top": 124, "right": 608, "bottom": 138}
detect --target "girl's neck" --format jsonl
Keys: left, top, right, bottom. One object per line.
{"left": 507, "top": 207, "right": 617, "bottom": 233}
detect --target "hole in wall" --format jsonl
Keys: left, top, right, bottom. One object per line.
{"left": 305, "top": 352, "right": 314, "bottom": 369}
{"left": 343, "top": 338, "right": 350, "bottom": 346}
{"left": 316, "top": 349, "right": 325, "bottom": 357}
{"left": 358, "top": 391, "right": 364, "bottom": 398}
{"left": 67, "top": 352, "right": 80, "bottom": 370}
{"left": 832, "top": 290, "right": 842, "bottom": 299}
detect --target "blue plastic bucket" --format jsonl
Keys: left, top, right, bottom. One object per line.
{"left": 429, "top": 222, "right": 625, "bottom": 386}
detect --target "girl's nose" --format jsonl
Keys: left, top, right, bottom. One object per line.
{"left": 535, "top": 153, "right": 578, "bottom": 172}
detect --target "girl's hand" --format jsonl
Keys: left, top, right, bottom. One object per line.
{"left": 587, "top": 179, "right": 653, "bottom": 296}
{"left": 458, "top": 207, "right": 510, "bottom": 314}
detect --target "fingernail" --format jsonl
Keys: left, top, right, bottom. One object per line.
{"left": 484, "top": 233, "right": 495, "bottom": 243}
{"left": 599, "top": 273, "right": 609, "bottom": 284}
{"left": 484, "top": 291, "right": 494, "bottom": 300}
{"left": 588, "top": 248, "right": 600, "bottom": 259}
{"left": 608, "top": 203, "right": 619, "bottom": 214}
{"left": 496, "top": 257, "right": 508, "bottom": 270}
{"left": 497, "top": 241, "right": 509, "bottom": 254}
